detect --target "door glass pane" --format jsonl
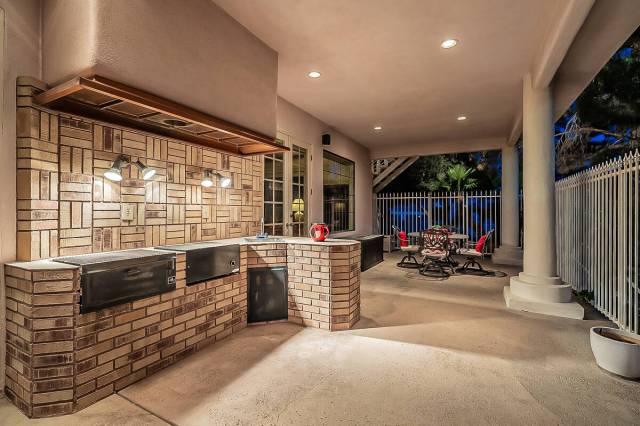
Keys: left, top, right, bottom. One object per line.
{"left": 274, "top": 203, "right": 283, "bottom": 224}
{"left": 274, "top": 159, "right": 284, "bottom": 181}
{"left": 274, "top": 182, "right": 283, "bottom": 202}
{"left": 264, "top": 158, "right": 273, "bottom": 180}
{"left": 264, "top": 204, "right": 273, "bottom": 224}
{"left": 291, "top": 145, "right": 307, "bottom": 235}
{"left": 264, "top": 181, "right": 273, "bottom": 202}
{"left": 264, "top": 151, "right": 284, "bottom": 234}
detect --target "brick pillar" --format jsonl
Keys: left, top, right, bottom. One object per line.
{"left": 4, "top": 265, "right": 78, "bottom": 417}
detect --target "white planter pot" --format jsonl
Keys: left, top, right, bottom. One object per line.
{"left": 590, "top": 327, "right": 640, "bottom": 379}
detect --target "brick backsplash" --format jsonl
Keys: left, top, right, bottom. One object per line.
{"left": 15, "top": 77, "right": 263, "bottom": 261}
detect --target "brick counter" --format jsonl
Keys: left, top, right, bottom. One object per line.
{"left": 4, "top": 249, "right": 247, "bottom": 418}
{"left": 4, "top": 239, "right": 361, "bottom": 418}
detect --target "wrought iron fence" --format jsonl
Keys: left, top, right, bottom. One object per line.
{"left": 374, "top": 191, "right": 507, "bottom": 252}
{"left": 556, "top": 151, "right": 640, "bottom": 333}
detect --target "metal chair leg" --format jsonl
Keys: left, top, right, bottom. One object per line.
{"left": 398, "top": 253, "right": 420, "bottom": 268}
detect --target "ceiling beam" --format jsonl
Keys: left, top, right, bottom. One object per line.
{"left": 531, "top": 0, "right": 595, "bottom": 89}
{"left": 553, "top": 0, "right": 640, "bottom": 120}
{"left": 370, "top": 137, "right": 505, "bottom": 160}
{"left": 507, "top": 112, "right": 523, "bottom": 146}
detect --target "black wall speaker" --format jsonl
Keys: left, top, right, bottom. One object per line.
{"left": 322, "top": 133, "right": 331, "bottom": 145}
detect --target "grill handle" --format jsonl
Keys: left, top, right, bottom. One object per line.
{"left": 124, "top": 267, "right": 142, "bottom": 277}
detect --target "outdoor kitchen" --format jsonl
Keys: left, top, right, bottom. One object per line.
{"left": 2, "top": 1, "right": 639, "bottom": 424}
{"left": 4, "top": 77, "right": 361, "bottom": 417}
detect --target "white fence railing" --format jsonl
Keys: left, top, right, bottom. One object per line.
{"left": 374, "top": 191, "right": 512, "bottom": 251}
{"left": 556, "top": 151, "right": 640, "bottom": 333}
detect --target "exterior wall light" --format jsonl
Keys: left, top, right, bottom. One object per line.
{"left": 104, "top": 155, "right": 128, "bottom": 182}
{"left": 104, "top": 155, "right": 156, "bottom": 181}
{"left": 201, "top": 170, "right": 232, "bottom": 188}
{"left": 134, "top": 160, "right": 157, "bottom": 180}
{"left": 201, "top": 170, "right": 214, "bottom": 188}
{"left": 217, "top": 173, "right": 232, "bottom": 188}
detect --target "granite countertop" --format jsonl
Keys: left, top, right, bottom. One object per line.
{"left": 6, "top": 259, "right": 81, "bottom": 271}
{"left": 6, "top": 237, "right": 359, "bottom": 270}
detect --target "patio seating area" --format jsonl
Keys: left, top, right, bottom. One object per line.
{"left": 396, "top": 226, "right": 494, "bottom": 278}
{"left": 2, "top": 253, "right": 638, "bottom": 426}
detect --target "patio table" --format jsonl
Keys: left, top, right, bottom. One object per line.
{"left": 408, "top": 231, "right": 469, "bottom": 269}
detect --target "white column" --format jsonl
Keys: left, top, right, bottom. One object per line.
{"left": 503, "top": 75, "right": 583, "bottom": 319}
{"left": 492, "top": 145, "right": 523, "bottom": 265}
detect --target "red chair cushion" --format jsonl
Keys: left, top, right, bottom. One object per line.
{"left": 475, "top": 235, "right": 488, "bottom": 253}
{"left": 398, "top": 231, "right": 408, "bottom": 247}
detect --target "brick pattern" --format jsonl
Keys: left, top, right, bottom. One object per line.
{"left": 4, "top": 266, "right": 78, "bottom": 417}
{"left": 246, "top": 242, "right": 361, "bottom": 331}
{"left": 4, "top": 248, "right": 248, "bottom": 418}
{"left": 15, "top": 78, "right": 263, "bottom": 261}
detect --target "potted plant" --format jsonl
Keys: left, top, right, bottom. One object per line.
{"left": 590, "top": 326, "right": 640, "bottom": 379}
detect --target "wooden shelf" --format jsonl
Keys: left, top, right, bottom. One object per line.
{"left": 34, "top": 75, "right": 288, "bottom": 156}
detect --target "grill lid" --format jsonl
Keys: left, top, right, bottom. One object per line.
{"left": 155, "top": 242, "right": 226, "bottom": 252}
{"left": 54, "top": 249, "right": 172, "bottom": 267}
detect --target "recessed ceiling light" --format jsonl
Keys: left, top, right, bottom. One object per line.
{"left": 457, "top": 115, "right": 467, "bottom": 121}
{"left": 373, "top": 126, "right": 383, "bottom": 131}
{"left": 441, "top": 39, "right": 458, "bottom": 49}
{"left": 308, "top": 71, "right": 321, "bottom": 78}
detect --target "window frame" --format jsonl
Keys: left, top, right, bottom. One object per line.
{"left": 322, "top": 149, "right": 356, "bottom": 233}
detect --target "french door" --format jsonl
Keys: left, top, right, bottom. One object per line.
{"left": 263, "top": 132, "right": 310, "bottom": 237}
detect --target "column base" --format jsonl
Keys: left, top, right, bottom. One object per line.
{"left": 504, "top": 273, "right": 584, "bottom": 320}
{"left": 492, "top": 245, "right": 523, "bottom": 266}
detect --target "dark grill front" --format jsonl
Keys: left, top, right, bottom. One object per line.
{"left": 155, "top": 243, "right": 240, "bottom": 285}
{"left": 54, "top": 249, "right": 177, "bottom": 313}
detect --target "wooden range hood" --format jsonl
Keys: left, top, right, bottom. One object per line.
{"left": 34, "top": 75, "right": 288, "bottom": 156}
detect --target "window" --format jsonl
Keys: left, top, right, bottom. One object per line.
{"left": 323, "top": 150, "right": 355, "bottom": 232}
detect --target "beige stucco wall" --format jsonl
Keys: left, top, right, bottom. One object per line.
{"left": 42, "top": 0, "right": 278, "bottom": 138}
{"left": 0, "top": 0, "right": 42, "bottom": 392}
{"left": 277, "top": 97, "right": 373, "bottom": 237}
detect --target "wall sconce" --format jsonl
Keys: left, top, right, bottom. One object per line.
{"left": 201, "top": 170, "right": 214, "bottom": 188}
{"left": 201, "top": 170, "right": 232, "bottom": 188}
{"left": 104, "top": 155, "right": 128, "bottom": 182}
{"left": 134, "top": 160, "right": 156, "bottom": 180}
{"left": 104, "top": 155, "right": 156, "bottom": 182}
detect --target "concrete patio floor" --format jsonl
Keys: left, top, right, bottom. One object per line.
{"left": 2, "top": 252, "right": 640, "bottom": 425}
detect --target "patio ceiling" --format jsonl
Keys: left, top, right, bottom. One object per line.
{"left": 213, "top": 0, "right": 564, "bottom": 156}
{"left": 213, "top": 0, "right": 640, "bottom": 158}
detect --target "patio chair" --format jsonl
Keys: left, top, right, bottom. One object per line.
{"left": 394, "top": 226, "right": 421, "bottom": 268}
{"left": 457, "top": 229, "right": 494, "bottom": 275}
{"left": 419, "top": 228, "right": 453, "bottom": 277}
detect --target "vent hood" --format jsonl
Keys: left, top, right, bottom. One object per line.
{"left": 34, "top": 75, "right": 287, "bottom": 156}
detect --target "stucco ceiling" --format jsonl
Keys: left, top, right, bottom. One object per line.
{"left": 213, "top": 0, "right": 561, "bottom": 151}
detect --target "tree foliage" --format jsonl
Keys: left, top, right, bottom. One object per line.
{"left": 427, "top": 164, "right": 478, "bottom": 192}
{"left": 556, "top": 27, "right": 640, "bottom": 175}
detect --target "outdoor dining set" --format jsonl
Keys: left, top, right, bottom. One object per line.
{"left": 393, "top": 225, "right": 494, "bottom": 278}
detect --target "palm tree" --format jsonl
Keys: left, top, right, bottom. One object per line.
{"left": 427, "top": 164, "right": 478, "bottom": 192}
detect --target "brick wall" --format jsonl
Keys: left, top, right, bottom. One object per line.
{"left": 16, "top": 77, "right": 263, "bottom": 261}
{"left": 245, "top": 242, "right": 360, "bottom": 331}
{"left": 287, "top": 243, "right": 360, "bottom": 331}
{"left": 4, "top": 265, "right": 78, "bottom": 417}
{"left": 4, "top": 248, "right": 248, "bottom": 418}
